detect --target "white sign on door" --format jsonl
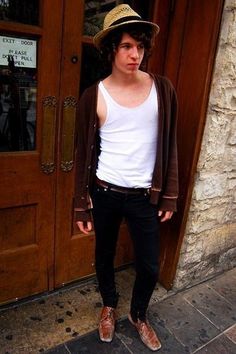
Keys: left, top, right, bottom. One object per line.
{"left": 0, "top": 36, "right": 37, "bottom": 68}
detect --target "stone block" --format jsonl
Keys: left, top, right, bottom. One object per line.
{"left": 225, "top": 0, "right": 236, "bottom": 10}
{"left": 180, "top": 239, "right": 203, "bottom": 264}
{"left": 208, "top": 267, "right": 236, "bottom": 306}
{"left": 194, "top": 174, "right": 227, "bottom": 201}
{"left": 183, "top": 283, "right": 236, "bottom": 331}
{"left": 46, "top": 344, "right": 69, "bottom": 354}
{"left": 225, "top": 324, "right": 236, "bottom": 344}
{"left": 223, "top": 145, "right": 236, "bottom": 172}
{"left": 219, "top": 7, "right": 236, "bottom": 47}
{"left": 196, "top": 113, "right": 232, "bottom": 171}
{"left": 175, "top": 224, "right": 236, "bottom": 289}
{"left": 201, "top": 224, "right": 236, "bottom": 257}
{"left": 210, "top": 84, "right": 236, "bottom": 111}
{"left": 190, "top": 196, "right": 230, "bottom": 212}
{"left": 151, "top": 294, "right": 220, "bottom": 352}
{"left": 116, "top": 318, "right": 187, "bottom": 354}
{"left": 66, "top": 330, "right": 131, "bottom": 354}
{"left": 219, "top": 248, "right": 236, "bottom": 269}
{"left": 195, "top": 334, "right": 236, "bottom": 354}
{"left": 228, "top": 119, "right": 236, "bottom": 145}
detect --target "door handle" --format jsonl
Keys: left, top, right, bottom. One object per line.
{"left": 41, "top": 96, "right": 57, "bottom": 174}
{"left": 60, "top": 96, "right": 77, "bottom": 172}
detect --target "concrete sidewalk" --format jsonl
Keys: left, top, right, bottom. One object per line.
{"left": 44, "top": 268, "right": 236, "bottom": 354}
{"left": 1, "top": 267, "right": 235, "bottom": 353}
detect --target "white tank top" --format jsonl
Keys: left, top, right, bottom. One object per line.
{"left": 96, "top": 80, "right": 158, "bottom": 188}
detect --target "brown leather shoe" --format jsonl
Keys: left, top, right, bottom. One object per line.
{"left": 128, "top": 314, "right": 161, "bottom": 351}
{"left": 98, "top": 306, "right": 116, "bottom": 342}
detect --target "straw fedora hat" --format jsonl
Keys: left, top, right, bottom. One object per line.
{"left": 93, "top": 4, "right": 160, "bottom": 49}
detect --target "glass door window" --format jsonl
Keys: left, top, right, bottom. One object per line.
{"left": 0, "top": 0, "right": 39, "bottom": 25}
{"left": 0, "top": 35, "right": 37, "bottom": 151}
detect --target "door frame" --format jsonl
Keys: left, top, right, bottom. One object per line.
{"left": 149, "top": 0, "right": 225, "bottom": 288}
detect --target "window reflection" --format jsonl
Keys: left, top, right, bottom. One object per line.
{"left": 80, "top": 44, "right": 110, "bottom": 94}
{"left": 0, "top": 0, "right": 39, "bottom": 25}
{"left": 0, "top": 37, "right": 37, "bottom": 152}
{"left": 84, "top": 1, "right": 126, "bottom": 36}
{"left": 83, "top": 1, "right": 151, "bottom": 36}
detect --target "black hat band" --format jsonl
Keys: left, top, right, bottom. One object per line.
{"left": 110, "top": 15, "right": 141, "bottom": 27}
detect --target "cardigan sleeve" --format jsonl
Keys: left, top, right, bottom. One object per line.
{"left": 73, "top": 86, "right": 96, "bottom": 222}
{"left": 159, "top": 77, "right": 179, "bottom": 212}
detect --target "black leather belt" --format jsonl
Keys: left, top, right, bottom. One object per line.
{"left": 96, "top": 177, "right": 150, "bottom": 195}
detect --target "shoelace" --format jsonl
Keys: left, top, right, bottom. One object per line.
{"left": 101, "top": 309, "right": 114, "bottom": 323}
{"left": 139, "top": 321, "right": 155, "bottom": 338}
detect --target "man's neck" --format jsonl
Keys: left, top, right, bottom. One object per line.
{"left": 108, "top": 69, "right": 144, "bottom": 87}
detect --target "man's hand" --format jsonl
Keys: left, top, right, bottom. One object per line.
{"left": 158, "top": 211, "right": 173, "bottom": 222}
{"left": 76, "top": 221, "right": 92, "bottom": 235}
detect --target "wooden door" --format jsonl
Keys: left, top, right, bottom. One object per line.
{"left": 0, "top": 0, "right": 134, "bottom": 304}
{"left": 0, "top": 1, "right": 64, "bottom": 303}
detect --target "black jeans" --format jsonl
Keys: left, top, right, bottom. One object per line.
{"left": 92, "top": 183, "right": 160, "bottom": 321}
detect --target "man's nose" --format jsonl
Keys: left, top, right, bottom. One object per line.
{"left": 131, "top": 46, "right": 139, "bottom": 58}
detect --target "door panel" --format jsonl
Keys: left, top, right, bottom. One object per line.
{"left": 54, "top": 0, "right": 134, "bottom": 287}
{"left": 0, "top": 0, "right": 63, "bottom": 303}
{"left": 54, "top": 0, "right": 85, "bottom": 286}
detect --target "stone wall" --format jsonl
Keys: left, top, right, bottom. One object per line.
{"left": 174, "top": 0, "right": 236, "bottom": 289}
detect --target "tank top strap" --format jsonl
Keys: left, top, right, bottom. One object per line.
{"left": 98, "top": 81, "right": 113, "bottom": 104}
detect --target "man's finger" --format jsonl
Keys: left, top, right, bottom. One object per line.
{"left": 76, "top": 221, "right": 92, "bottom": 234}
{"left": 159, "top": 211, "right": 173, "bottom": 222}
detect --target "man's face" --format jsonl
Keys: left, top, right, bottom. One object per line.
{"left": 113, "top": 32, "right": 145, "bottom": 74}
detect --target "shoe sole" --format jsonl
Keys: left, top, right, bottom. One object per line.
{"left": 99, "top": 336, "right": 113, "bottom": 343}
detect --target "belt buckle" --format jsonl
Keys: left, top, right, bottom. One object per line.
{"left": 143, "top": 188, "right": 150, "bottom": 196}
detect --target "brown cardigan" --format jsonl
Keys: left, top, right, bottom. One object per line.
{"left": 74, "top": 74, "right": 179, "bottom": 222}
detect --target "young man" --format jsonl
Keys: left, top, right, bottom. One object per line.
{"left": 74, "top": 4, "right": 178, "bottom": 352}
